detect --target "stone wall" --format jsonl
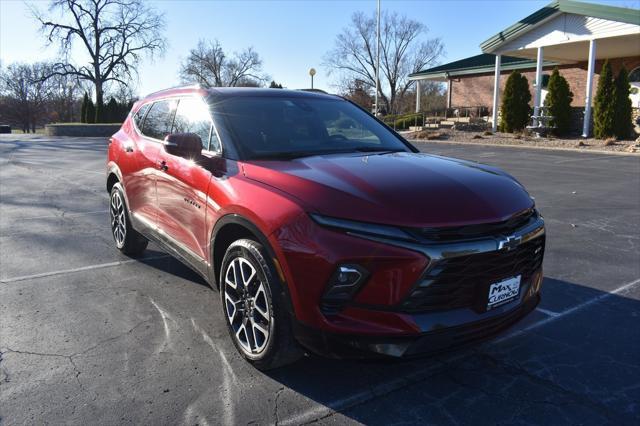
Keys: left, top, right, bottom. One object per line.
{"left": 45, "top": 124, "right": 121, "bottom": 137}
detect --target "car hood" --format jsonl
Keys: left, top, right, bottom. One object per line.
{"left": 242, "top": 152, "right": 534, "bottom": 227}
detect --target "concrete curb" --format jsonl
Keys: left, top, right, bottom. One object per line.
{"left": 410, "top": 139, "right": 640, "bottom": 156}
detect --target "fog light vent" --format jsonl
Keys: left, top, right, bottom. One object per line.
{"left": 321, "top": 265, "right": 368, "bottom": 313}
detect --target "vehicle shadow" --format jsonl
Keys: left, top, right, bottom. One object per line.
{"left": 136, "top": 250, "right": 211, "bottom": 288}
{"left": 265, "top": 277, "right": 640, "bottom": 425}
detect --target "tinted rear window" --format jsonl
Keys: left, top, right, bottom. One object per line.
{"left": 142, "top": 99, "right": 178, "bottom": 140}
{"left": 133, "top": 103, "right": 151, "bottom": 130}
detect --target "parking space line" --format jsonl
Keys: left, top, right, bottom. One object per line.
{"left": 0, "top": 255, "right": 169, "bottom": 284}
{"left": 495, "top": 277, "right": 640, "bottom": 343}
{"left": 535, "top": 307, "right": 560, "bottom": 317}
{"left": 280, "top": 277, "right": 640, "bottom": 425}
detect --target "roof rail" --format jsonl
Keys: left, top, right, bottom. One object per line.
{"left": 298, "top": 88, "right": 328, "bottom": 94}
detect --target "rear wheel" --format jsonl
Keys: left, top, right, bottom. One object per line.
{"left": 109, "top": 183, "right": 148, "bottom": 256}
{"left": 220, "top": 239, "right": 302, "bottom": 370}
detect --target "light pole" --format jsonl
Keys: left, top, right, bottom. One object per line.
{"left": 375, "top": 0, "right": 380, "bottom": 116}
{"left": 309, "top": 68, "right": 316, "bottom": 90}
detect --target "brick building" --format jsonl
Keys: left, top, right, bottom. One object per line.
{"left": 409, "top": 0, "right": 640, "bottom": 136}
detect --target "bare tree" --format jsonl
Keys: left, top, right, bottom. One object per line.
{"left": 324, "top": 11, "right": 444, "bottom": 114}
{"left": 180, "top": 40, "right": 268, "bottom": 87}
{"left": 0, "top": 63, "right": 56, "bottom": 132}
{"left": 33, "top": 0, "right": 166, "bottom": 116}
{"left": 394, "top": 80, "right": 447, "bottom": 115}
{"left": 44, "top": 72, "right": 86, "bottom": 122}
{"left": 341, "top": 78, "right": 374, "bottom": 110}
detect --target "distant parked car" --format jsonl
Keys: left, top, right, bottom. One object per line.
{"left": 0, "top": 125, "right": 11, "bottom": 134}
{"left": 106, "top": 86, "right": 545, "bottom": 369}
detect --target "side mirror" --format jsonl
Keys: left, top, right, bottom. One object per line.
{"left": 164, "top": 133, "right": 202, "bottom": 159}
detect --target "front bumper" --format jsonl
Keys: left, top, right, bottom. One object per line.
{"left": 273, "top": 210, "right": 545, "bottom": 334}
{"left": 293, "top": 292, "right": 540, "bottom": 358}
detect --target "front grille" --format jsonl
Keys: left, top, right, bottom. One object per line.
{"left": 406, "top": 208, "right": 537, "bottom": 242}
{"left": 401, "top": 235, "right": 545, "bottom": 313}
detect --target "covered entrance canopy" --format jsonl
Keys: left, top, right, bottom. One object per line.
{"left": 480, "top": 0, "right": 640, "bottom": 135}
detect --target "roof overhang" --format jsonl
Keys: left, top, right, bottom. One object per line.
{"left": 480, "top": 0, "right": 640, "bottom": 55}
{"left": 496, "top": 33, "right": 640, "bottom": 63}
{"left": 409, "top": 59, "right": 557, "bottom": 81}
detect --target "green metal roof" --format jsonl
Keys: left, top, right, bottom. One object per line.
{"left": 480, "top": 0, "right": 640, "bottom": 53}
{"left": 409, "top": 53, "right": 556, "bottom": 80}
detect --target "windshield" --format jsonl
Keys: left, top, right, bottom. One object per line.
{"left": 215, "top": 96, "right": 411, "bottom": 160}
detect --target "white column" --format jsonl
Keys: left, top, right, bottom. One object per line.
{"left": 415, "top": 80, "right": 421, "bottom": 113}
{"left": 491, "top": 55, "right": 502, "bottom": 132}
{"left": 447, "top": 79, "right": 452, "bottom": 109}
{"left": 533, "top": 46, "right": 544, "bottom": 126}
{"left": 583, "top": 39, "right": 597, "bottom": 137}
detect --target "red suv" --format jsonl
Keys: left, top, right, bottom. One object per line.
{"left": 107, "top": 86, "right": 545, "bottom": 369}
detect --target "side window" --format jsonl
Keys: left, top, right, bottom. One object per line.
{"left": 142, "top": 99, "right": 178, "bottom": 140}
{"left": 133, "top": 103, "right": 151, "bottom": 130}
{"left": 173, "top": 97, "right": 216, "bottom": 151}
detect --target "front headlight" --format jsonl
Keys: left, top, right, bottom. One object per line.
{"left": 310, "top": 213, "right": 415, "bottom": 242}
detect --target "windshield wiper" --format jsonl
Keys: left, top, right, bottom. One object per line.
{"left": 251, "top": 147, "right": 406, "bottom": 160}
{"left": 351, "top": 147, "right": 406, "bottom": 153}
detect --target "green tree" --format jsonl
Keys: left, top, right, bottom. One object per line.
{"left": 95, "top": 99, "right": 104, "bottom": 123}
{"left": 593, "top": 60, "right": 616, "bottom": 139}
{"left": 499, "top": 71, "right": 532, "bottom": 133}
{"left": 613, "top": 67, "right": 632, "bottom": 139}
{"left": 269, "top": 80, "right": 283, "bottom": 89}
{"left": 545, "top": 68, "right": 574, "bottom": 136}
{"left": 80, "top": 92, "right": 89, "bottom": 123}
{"left": 86, "top": 97, "right": 96, "bottom": 124}
{"left": 106, "top": 97, "right": 118, "bottom": 122}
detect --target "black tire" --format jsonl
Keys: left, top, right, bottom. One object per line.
{"left": 109, "top": 182, "right": 148, "bottom": 256}
{"left": 220, "top": 239, "right": 302, "bottom": 370}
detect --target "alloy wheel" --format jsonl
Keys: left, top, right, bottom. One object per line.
{"left": 224, "top": 257, "right": 271, "bottom": 355}
{"left": 110, "top": 190, "right": 126, "bottom": 246}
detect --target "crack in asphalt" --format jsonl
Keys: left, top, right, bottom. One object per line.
{"left": 295, "top": 337, "right": 635, "bottom": 425}
{"left": 295, "top": 360, "right": 451, "bottom": 425}
{"left": 483, "top": 353, "right": 624, "bottom": 424}
{"left": 273, "top": 386, "right": 285, "bottom": 425}
{"left": 6, "top": 159, "right": 108, "bottom": 199}
{"left": 0, "top": 318, "right": 152, "bottom": 392}
{"left": 0, "top": 350, "right": 9, "bottom": 386}
{"left": 449, "top": 351, "right": 623, "bottom": 423}
{"left": 0, "top": 348, "right": 82, "bottom": 390}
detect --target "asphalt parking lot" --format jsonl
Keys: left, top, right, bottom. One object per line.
{"left": 1, "top": 134, "right": 639, "bottom": 425}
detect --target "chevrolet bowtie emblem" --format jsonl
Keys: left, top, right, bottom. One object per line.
{"left": 498, "top": 235, "right": 522, "bottom": 251}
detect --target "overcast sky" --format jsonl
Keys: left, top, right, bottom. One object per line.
{"left": 1, "top": 0, "right": 637, "bottom": 96}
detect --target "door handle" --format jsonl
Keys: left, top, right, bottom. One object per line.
{"left": 158, "top": 160, "right": 168, "bottom": 171}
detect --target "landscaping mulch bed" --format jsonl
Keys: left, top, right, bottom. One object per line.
{"left": 403, "top": 128, "right": 640, "bottom": 154}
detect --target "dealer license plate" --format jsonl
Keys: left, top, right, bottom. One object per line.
{"left": 487, "top": 275, "right": 521, "bottom": 310}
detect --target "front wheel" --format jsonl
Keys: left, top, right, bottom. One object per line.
{"left": 109, "top": 183, "right": 148, "bottom": 256}
{"left": 220, "top": 239, "right": 302, "bottom": 370}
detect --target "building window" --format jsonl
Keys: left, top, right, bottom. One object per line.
{"left": 629, "top": 67, "right": 640, "bottom": 83}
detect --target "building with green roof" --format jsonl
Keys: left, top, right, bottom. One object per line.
{"left": 409, "top": 0, "right": 640, "bottom": 136}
